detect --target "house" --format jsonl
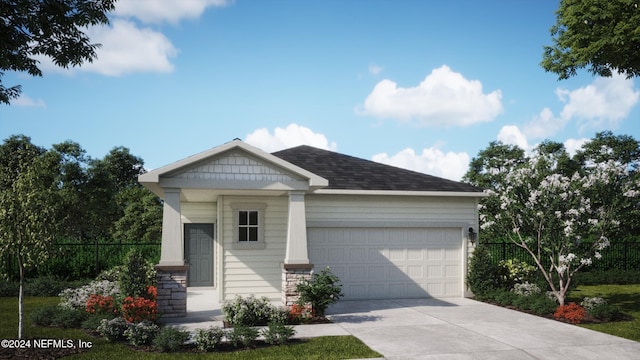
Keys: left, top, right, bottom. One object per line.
{"left": 139, "top": 139, "right": 486, "bottom": 317}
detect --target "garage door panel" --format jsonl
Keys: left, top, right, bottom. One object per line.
{"left": 309, "top": 227, "right": 462, "bottom": 300}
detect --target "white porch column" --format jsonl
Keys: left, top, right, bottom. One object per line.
{"left": 159, "top": 188, "right": 184, "bottom": 266}
{"left": 284, "top": 191, "right": 310, "bottom": 264}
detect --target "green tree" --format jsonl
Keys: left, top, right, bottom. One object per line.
{"left": 542, "top": 0, "right": 640, "bottom": 80}
{"left": 463, "top": 141, "right": 527, "bottom": 241}
{"left": 0, "top": 0, "right": 116, "bottom": 104}
{"left": 0, "top": 135, "right": 62, "bottom": 338}
{"left": 112, "top": 186, "right": 162, "bottom": 242}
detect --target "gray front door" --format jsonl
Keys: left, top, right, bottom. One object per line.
{"left": 185, "top": 223, "right": 214, "bottom": 286}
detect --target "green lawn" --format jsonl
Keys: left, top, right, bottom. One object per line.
{"left": 0, "top": 297, "right": 381, "bottom": 359}
{"left": 569, "top": 284, "right": 640, "bottom": 342}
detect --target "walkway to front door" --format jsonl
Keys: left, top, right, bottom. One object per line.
{"left": 185, "top": 223, "right": 214, "bottom": 286}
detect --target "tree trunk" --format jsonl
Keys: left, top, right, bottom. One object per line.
{"left": 18, "top": 260, "right": 24, "bottom": 339}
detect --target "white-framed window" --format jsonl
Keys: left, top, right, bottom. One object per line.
{"left": 230, "top": 203, "right": 266, "bottom": 249}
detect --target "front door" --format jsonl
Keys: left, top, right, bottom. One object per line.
{"left": 185, "top": 223, "right": 214, "bottom": 286}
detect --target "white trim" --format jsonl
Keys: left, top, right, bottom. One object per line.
{"left": 307, "top": 220, "right": 472, "bottom": 228}
{"left": 139, "top": 140, "right": 328, "bottom": 191}
{"left": 312, "top": 189, "right": 487, "bottom": 197}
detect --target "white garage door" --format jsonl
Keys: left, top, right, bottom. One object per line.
{"left": 308, "top": 227, "right": 462, "bottom": 300}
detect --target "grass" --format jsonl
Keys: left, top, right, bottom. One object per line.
{"left": 568, "top": 284, "right": 640, "bottom": 342}
{"left": 0, "top": 297, "right": 382, "bottom": 359}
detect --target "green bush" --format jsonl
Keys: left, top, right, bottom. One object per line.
{"left": 24, "top": 275, "right": 86, "bottom": 297}
{"left": 588, "top": 303, "right": 625, "bottom": 321}
{"left": 81, "top": 314, "right": 114, "bottom": 331}
{"left": 222, "top": 294, "right": 276, "bottom": 326}
{"left": 194, "top": 326, "right": 225, "bottom": 352}
{"left": 296, "top": 267, "right": 343, "bottom": 317}
{"left": 0, "top": 280, "right": 19, "bottom": 296}
{"left": 491, "top": 289, "right": 519, "bottom": 307}
{"left": 124, "top": 320, "right": 159, "bottom": 346}
{"left": 513, "top": 292, "right": 558, "bottom": 315}
{"left": 467, "top": 245, "right": 510, "bottom": 297}
{"left": 30, "top": 305, "right": 87, "bottom": 328}
{"left": 500, "top": 258, "right": 536, "bottom": 284}
{"left": 119, "top": 249, "right": 155, "bottom": 299}
{"left": 30, "top": 305, "right": 60, "bottom": 327}
{"left": 153, "top": 326, "right": 190, "bottom": 352}
{"left": 261, "top": 321, "right": 296, "bottom": 345}
{"left": 226, "top": 324, "right": 259, "bottom": 348}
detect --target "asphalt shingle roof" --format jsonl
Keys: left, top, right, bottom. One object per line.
{"left": 272, "top": 145, "right": 483, "bottom": 192}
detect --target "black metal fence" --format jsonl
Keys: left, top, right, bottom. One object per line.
{"left": 484, "top": 241, "right": 640, "bottom": 271}
{"left": 1, "top": 242, "right": 161, "bottom": 280}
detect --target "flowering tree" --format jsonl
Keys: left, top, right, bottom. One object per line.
{"left": 480, "top": 149, "right": 640, "bottom": 306}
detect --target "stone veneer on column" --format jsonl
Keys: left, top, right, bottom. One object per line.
{"left": 155, "top": 265, "right": 188, "bottom": 317}
{"left": 281, "top": 263, "right": 314, "bottom": 306}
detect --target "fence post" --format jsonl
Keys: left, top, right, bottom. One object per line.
{"left": 94, "top": 238, "right": 99, "bottom": 278}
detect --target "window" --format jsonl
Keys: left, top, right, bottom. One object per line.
{"left": 231, "top": 203, "right": 266, "bottom": 249}
{"left": 238, "top": 210, "right": 259, "bottom": 242}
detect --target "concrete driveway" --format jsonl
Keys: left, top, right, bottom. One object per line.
{"left": 167, "top": 289, "right": 640, "bottom": 359}
{"left": 321, "top": 297, "right": 640, "bottom": 360}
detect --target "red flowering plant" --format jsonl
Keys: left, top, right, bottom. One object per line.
{"left": 288, "top": 303, "right": 315, "bottom": 324}
{"left": 121, "top": 286, "right": 158, "bottom": 323}
{"left": 85, "top": 294, "right": 118, "bottom": 317}
{"left": 554, "top": 302, "right": 586, "bottom": 324}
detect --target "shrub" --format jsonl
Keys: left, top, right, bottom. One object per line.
{"left": 580, "top": 296, "right": 607, "bottom": 311}
{"left": 121, "top": 290, "right": 158, "bottom": 323}
{"left": 194, "top": 326, "right": 226, "bottom": 352}
{"left": 467, "top": 245, "right": 509, "bottom": 297}
{"left": 581, "top": 297, "right": 624, "bottom": 321}
{"left": 226, "top": 324, "right": 259, "bottom": 349}
{"left": 153, "top": 326, "right": 190, "bottom": 352}
{"left": 296, "top": 267, "right": 343, "bottom": 317}
{"left": 119, "top": 249, "right": 156, "bottom": 299}
{"left": 30, "top": 305, "right": 59, "bottom": 327}
{"left": 30, "top": 305, "right": 87, "bottom": 328}
{"left": 289, "top": 303, "right": 315, "bottom": 324}
{"left": 59, "top": 279, "right": 120, "bottom": 310}
{"left": 500, "top": 259, "right": 537, "bottom": 284}
{"left": 512, "top": 282, "right": 541, "bottom": 296}
{"left": 526, "top": 294, "right": 558, "bottom": 316}
{"left": 25, "top": 275, "right": 84, "bottom": 297}
{"left": 492, "top": 289, "right": 520, "bottom": 306}
{"left": 554, "top": 303, "right": 586, "bottom": 324}
{"left": 222, "top": 294, "right": 275, "bottom": 326}
{"left": 52, "top": 307, "right": 88, "bottom": 328}
{"left": 124, "top": 321, "right": 159, "bottom": 346}
{"left": 0, "top": 279, "right": 19, "bottom": 296}
{"left": 86, "top": 294, "right": 118, "bottom": 317}
{"left": 82, "top": 314, "right": 113, "bottom": 331}
{"left": 261, "top": 321, "right": 295, "bottom": 345}
{"left": 97, "top": 317, "right": 129, "bottom": 341}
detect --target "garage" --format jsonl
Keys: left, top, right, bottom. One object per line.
{"left": 308, "top": 227, "right": 463, "bottom": 300}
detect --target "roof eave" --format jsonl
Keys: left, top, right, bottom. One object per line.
{"left": 312, "top": 189, "right": 488, "bottom": 197}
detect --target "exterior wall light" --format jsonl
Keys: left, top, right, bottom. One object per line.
{"left": 468, "top": 227, "right": 477, "bottom": 245}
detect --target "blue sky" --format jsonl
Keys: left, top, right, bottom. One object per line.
{"left": 2, "top": 0, "right": 639, "bottom": 181}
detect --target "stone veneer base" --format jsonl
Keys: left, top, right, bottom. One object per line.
{"left": 281, "top": 263, "right": 314, "bottom": 306}
{"left": 155, "top": 265, "right": 188, "bottom": 318}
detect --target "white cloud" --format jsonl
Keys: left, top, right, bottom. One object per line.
{"left": 368, "top": 63, "right": 383, "bottom": 76}
{"left": 564, "top": 138, "right": 590, "bottom": 157}
{"left": 497, "top": 125, "right": 529, "bottom": 151}
{"left": 523, "top": 75, "right": 639, "bottom": 139}
{"left": 245, "top": 123, "right": 338, "bottom": 153}
{"left": 114, "top": 0, "right": 230, "bottom": 24}
{"left": 11, "top": 94, "right": 46, "bottom": 108}
{"left": 372, "top": 146, "right": 470, "bottom": 181}
{"left": 80, "top": 20, "right": 177, "bottom": 76}
{"left": 558, "top": 74, "right": 639, "bottom": 131}
{"left": 359, "top": 65, "right": 503, "bottom": 127}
